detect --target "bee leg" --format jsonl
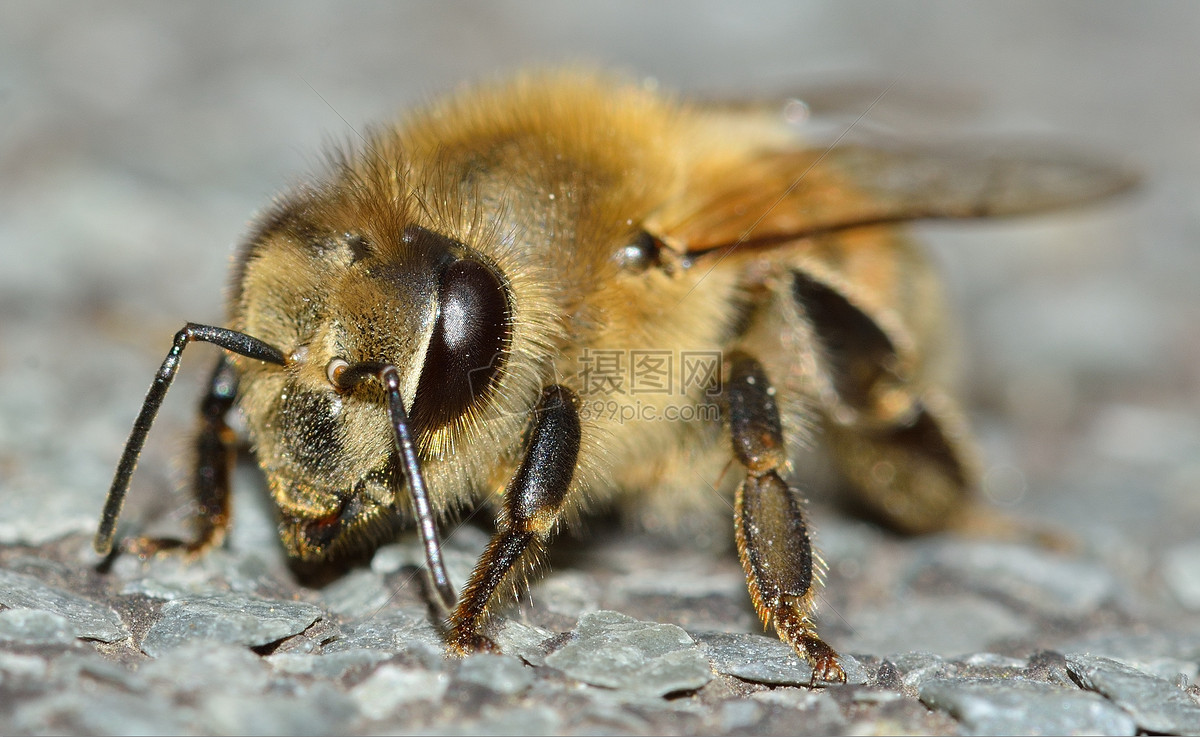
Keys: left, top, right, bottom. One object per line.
{"left": 822, "top": 392, "right": 976, "bottom": 535}
{"left": 124, "top": 355, "right": 240, "bottom": 557}
{"left": 447, "top": 385, "right": 581, "bottom": 654}
{"left": 727, "top": 352, "right": 846, "bottom": 684}
{"left": 791, "top": 268, "right": 975, "bottom": 534}
{"left": 94, "top": 323, "right": 285, "bottom": 558}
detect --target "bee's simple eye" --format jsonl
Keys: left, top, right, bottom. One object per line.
{"left": 411, "top": 258, "right": 511, "bottom": 432}
{"left": 326, "top": 357, "right": 350, "bottom": 387}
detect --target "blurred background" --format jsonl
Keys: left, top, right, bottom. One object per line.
{"left": 0, "top": 1, "right": 1197, "bottom": 648}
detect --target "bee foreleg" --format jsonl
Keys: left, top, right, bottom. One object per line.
{"left": 447, "top": 385, "right": 581, "bottom": 654}
{"left": 727, "top": 352, "right": 846, "bottom": 684}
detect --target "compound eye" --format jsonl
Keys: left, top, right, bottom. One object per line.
{"left": 411, "top": 258, "right": 511, "bottom": 432}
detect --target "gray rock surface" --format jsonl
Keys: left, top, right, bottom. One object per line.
{"left": 141, "top": 594, "right": 322, "bottom": 656}
{"left": 919, "top": 677, "right": 1137, "bottom": 736}
{"left": 454, "top": 653, "right": 535, "bottom": 695}
{"left": 916, "top": 540, "right": 1119, "bottom": 619}
{"left": 0, "top": 569, "right": 128, "bottom": 643}
{"left": 0, "top": 608, "right": 76, "bottom": 646}
{"left": 695, "top": 631, "right": 869, "bottom": 685}
{"left": 1067, "top": 654, "right": 1200, "bottom": 736}
{"left": 543, "top": 610, "right": 713, "bottom": 695}
{"left": 1165, "top": 542, "right": 1200, "bottom": 611}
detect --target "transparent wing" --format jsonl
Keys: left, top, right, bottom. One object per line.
{"left": 651, "top": 143, "right": 1138, "bottom": 257}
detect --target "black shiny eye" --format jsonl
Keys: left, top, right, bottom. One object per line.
{"left": 411, "top": 258, "right": 511, "bottom": 432}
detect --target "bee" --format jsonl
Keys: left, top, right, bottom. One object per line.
{"left": 94, "top": 70, "right": 1133, "bottom": 683}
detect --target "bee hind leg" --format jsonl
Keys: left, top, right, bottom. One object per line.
{"left": 727, "top": 351, "right": 846, "bottom": 685}
{"left": 446, "top": 385, "right": 581, "bottom": 654}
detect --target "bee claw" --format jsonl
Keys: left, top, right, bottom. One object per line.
{"left": 446, "top": 631, "right": 500, "bottom": 656}
{"left": 121, "top": 536, "right": 215, "bottom": 561}
{"left": 810, "top": 656, "right": 847, "bottom": 686}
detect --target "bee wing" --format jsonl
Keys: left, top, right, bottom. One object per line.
{"left": 650, "top": 143, "right": 1137, "bottom": 257}
{"left": 697, "top": 78, "right": 987, "bottom": 131}
{"left": 649, "top": 141, "right": 1132, "bottom": 534}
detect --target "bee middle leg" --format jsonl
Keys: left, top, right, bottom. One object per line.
{"left": 727, "top": 351, "right": 846, "bottom": 684}
{"left": 447, "top": 384, "right": 581, "bottom": 653}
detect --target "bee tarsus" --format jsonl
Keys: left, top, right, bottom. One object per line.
{"left": 727, "top": 352, "right": 846, "bottom": 683}
{"left": 448, "top": 384, "right": 581, "bottom": 654}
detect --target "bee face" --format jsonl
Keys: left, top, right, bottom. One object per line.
{"left": 96, "top": 70, "right": 1134, "bottom": 680}
{"left": 236, "top": 191, "right": 519, "bottom": 559}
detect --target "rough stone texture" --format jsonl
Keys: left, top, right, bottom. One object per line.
{"left": 322, "top": 607, "right": 444, "bottom": 655}
{"left": 350, "top": 664, "right": 448, "bottom": 720}
{"left": 1059, "top": 630, "right": 1200, "bottom": 685}
{"left": 2, "top": 3, "right": 1199, "bottom": 735}
{"left": 695, "top": 631, "right": 869, "bottom": 686}
{"left": 317, "top": 568, "right": 393, "bottom": 619}
{"left": 919, "top": 677, "right": 1137, "bottom": 736}
{"left": 840, "top": 593, "right": 1035, "bottom": 657}
{"left": 454, "top": 653, "right": 535, "bottom": 696}
{"left": 1067, "top": 653, "right": 1200, "bottom": 735}
{"left": 916, "top": 540, "right": 1118, "bottom": 619}
{"left": 267, "top": 647, "right": 391, "bottom": 680}
{"left": 141, "top": 594, "right": 322, "bottom": 656}
{"left": 0, "top": 608, "right": 76, "bottom": 646}
{"left": 0, "top": 569, "right": 128, "bottom": 643}
{"left": 543, "top": 610, "right": 713, "bottom": 695}
{"left": 1164, "top": 542, "right": 1200, "bottom": 611}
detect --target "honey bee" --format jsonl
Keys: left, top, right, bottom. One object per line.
{"left": 94, "top": 70, "right": 1133, "bottom": 683}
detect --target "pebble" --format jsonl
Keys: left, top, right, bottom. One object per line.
{"left": 369, "top": 531, "right": 485, "bottom": 586}
{"left": 0, "top": 481, "right": 99, "bottom": 547}
{"left": 0, "top": 651, "right": 50, "bottom": 684}
{"left": 0, "top": 608, "right": 76, "bottom": 645}
{"left": 350, "top": 664, "right": 448, "bottom": 720}
{"left": 455, "top": 653, "right": 535, "bottom": 695}
{"left": 138, "top": 641, "right": 271, "bottom": 696}
{"left": 1163, "top": 541, "right": 1200, "bottom": 610}
{"left": 492, "top": 617, "right": 558, "bottom": 665}
{"left": 916, "top": 540, "right": 1117, "bottom": 619}
{"left": 1066, "top": 653, "right": 1200, "bottom": 735}
{"left": 118, "top": 548, "right": 278, "bottom": 600}
{"left": 1060, "top": 630, "right": 1200, "bottom": 668}
{"left": 12, "top": 687, "right": 196, "bottom": 735}
{"left": 267, "top": 648, "right": 391, "bottom": 680}
{"left": 317, "top": 568, "right": 393, "bottom": 618}
{"left": 140, "top": 594, "right": 322, "bottom": 656}
{"left": 694, "top": 631, "right": 869, "bottom": 686}
{"left": 888, "top": 652, "right": 956, "bottom": 691}
{"left": 961, "top": 652, "right": 1027, "bottom": 669}
{"left": 53, "top": 652, "right": 146, "bottom": 692}
{"left": 438, "top": 705, "right": 564, "bottom": 736}
{"left": 0, "top": 569, "right": 129, "bottom": 642}
{"left": 750, "top": 688, "right": 848, "bottom": 732}
{"left": 321, "top": 607, "right": 443, "bottom": 654}
{"left": 198, "top": 684, "right": 359, "bottom": 736}
{"left": 530, "top": 571, "right": 601, "bottom": 619}
{"left": 543, "top": 610, "right": 712, "bottom": 695}
{"left": 841, "top": 594, "right": 1033, "bottom": 656}
{"left": 919, "top": 677, "right": 1137, "bottom": 735}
